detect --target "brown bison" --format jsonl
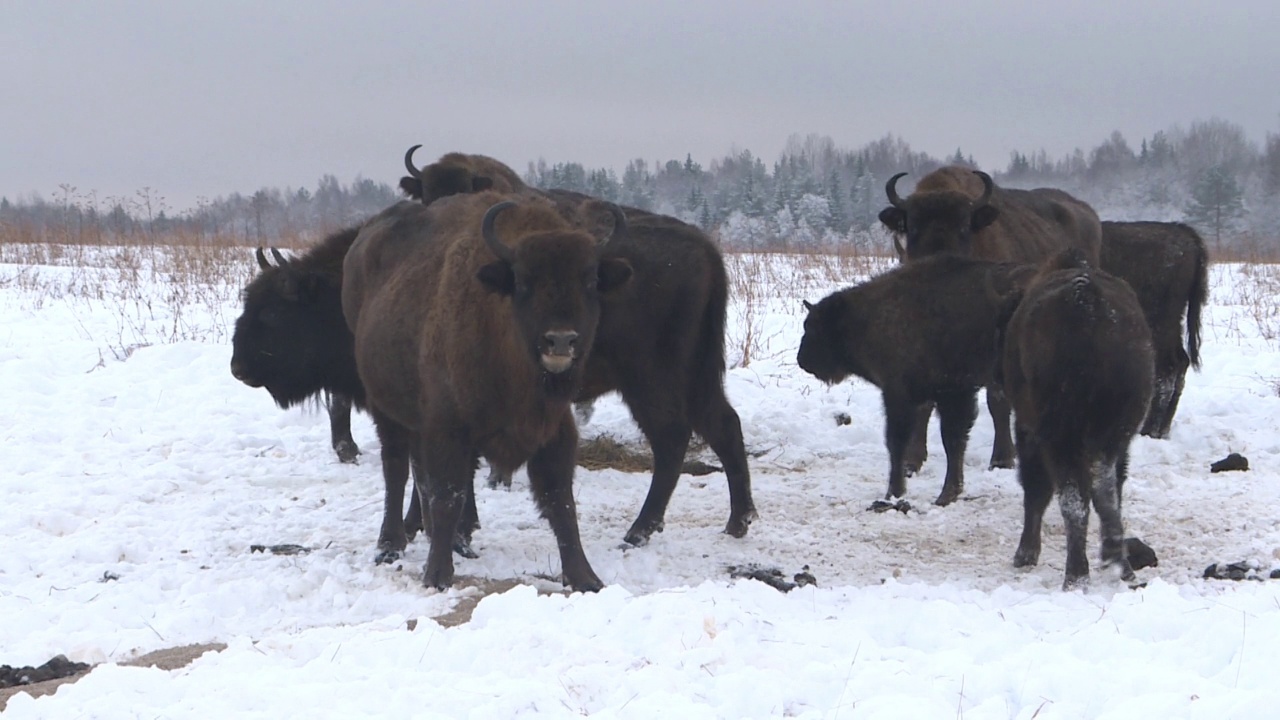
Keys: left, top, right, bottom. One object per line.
{"left": 231, "top": 229, "right": 366, "bottom": 464}
{"left": 879, "top": 167, "right": 1103, "bottom": 480}
{"left": 399, "top": 145, "right": 530, "bottom": 205}
{"left": 998, "top": 249, "right": 1154, "bottom": 590}
{"left": 342, "top": 194, "right": 632, "bottom": 591}
{"left": 797, "top": 255, "right": 1024, "bottom": 506}
{"left": 395, "top": 152, "right": 756, "bottom": 547}
{"left": 1099, "top": 221, "right": 1209, "bottom": 438}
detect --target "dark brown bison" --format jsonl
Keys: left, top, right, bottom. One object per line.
{"left": 399, "top": 145, "right": 530, "bottom": 205}
{"left": 797, "top": 255, "right": 1024, "bottom": 506}
{"left": 343, "top": 194, "right": 632, "bottom": 591}
{"left": 394, "top": 152, "right": 756, "bottom": 547}
{"left": 1099, "top": 221, "right": 1209, "bottom": 438}
{"left": 231, "top": 229, "right": 366, "bottom": 464}
{"left": 997, "top": 249, "right": 1154, "bottom": 590}
{"left": 879, "top": 167, "right": 1103, "bottom": 479}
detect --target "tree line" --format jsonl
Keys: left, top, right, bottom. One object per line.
{"left": 2, "top": 117, "right": 1277, "bottom": 253}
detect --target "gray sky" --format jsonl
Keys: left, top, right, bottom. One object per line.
{"left": 3, "top": 0, "right": 1278, "bottom": 212}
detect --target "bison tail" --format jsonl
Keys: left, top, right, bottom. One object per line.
{"left": 1185, "top": 228, "right": 1209, "bottom": 370}
{"left": 690, "top": 248, "right": 731, "bottom": 410}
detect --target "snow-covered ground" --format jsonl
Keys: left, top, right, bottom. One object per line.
{"left": 3, "top": 251, "right": 1280, "bottom": 718}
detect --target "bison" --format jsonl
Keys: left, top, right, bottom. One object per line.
{"left": 997, "top": 249, "right": 1154, "bottom": 590}
{"left": 399, "top": 144, "right": 530, "bottom": 205}
{"left": 879, "top": 167, "right": 1103, "bottom": 482}
{"left": 231, "top": 229, "right": 366, "bottom": 464}
{"left": 1099, "top": 221, "right": 1209, "bottom": 438}
{"left": 797, "top": 255, "right": 1024, "bottom": 506}
{"left": 343, "top": 193, "right": 632, "bottom": 591}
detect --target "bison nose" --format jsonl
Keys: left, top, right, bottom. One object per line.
{"left": 544, "top": 330, "right": 578, "bottom": 357}
{"left": 230, "top": 359, "right": 247, "bottom": 381}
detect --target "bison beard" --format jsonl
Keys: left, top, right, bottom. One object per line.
{"left": 998, "top": 249, "right": 1154, "bottom": 591}
{"left": 343, "top": 193, "right": 631, "bottom": 592}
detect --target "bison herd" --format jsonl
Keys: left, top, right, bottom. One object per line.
{"left": 230, "top": 149, "right": 1208, "bottom": 592}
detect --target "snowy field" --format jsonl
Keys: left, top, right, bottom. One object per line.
{"left": 3, "top": 248, "right": 1280, "bottom": 718}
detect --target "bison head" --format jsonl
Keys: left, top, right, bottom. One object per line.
{"left": 399, "top": 144, "right": 494, "bottom": 204}
{"left": 476, "top": 201, "right": 632, "bottom": 401}
{"left": 797, "top": 294, "right": 854, "bottom": 385}
{"left": 230, "top": 246, "right": 351, "bottom": 408}
{"left": 878, "top": 171, "right": 999, "bottom": 261}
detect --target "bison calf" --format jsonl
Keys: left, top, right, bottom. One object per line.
{"left": 797, "top": 255, "right": 1022, "bottom": 506}
{"left": 999, "top": 249, "right": 1154, "bottom": 591}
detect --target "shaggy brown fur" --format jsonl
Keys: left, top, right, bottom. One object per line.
{"left": 998, "top": 249, "right": 1154, "bottom": 590}
{"left": 797, "top": 255, "right": 1026, "bottom": 506}
{"left": 343, "top": 194, "right": 631, "bottom": 591}
{"left": 399, "top": 145, "right": 531, "bottom": 204}
{"left": 881, "top": 167, "right": 1103, "bottom": 473}
{"left": 1099, "top": 221, "right": 1209, "bottom": 438}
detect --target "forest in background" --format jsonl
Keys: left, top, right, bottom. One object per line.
{"left": 2, "top": 117, "right": 1277, "bottom": 256}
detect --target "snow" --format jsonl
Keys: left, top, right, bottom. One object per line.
{"left": 3, "top": 252, "right": 1280, "bottom": 717}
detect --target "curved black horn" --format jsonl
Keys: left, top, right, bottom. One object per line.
{"left": 481, "top": 201, "right": 517, "bottom": 262}
{"left": 885, "top": 172, "right": 908, "bottom": 209}
{"left": 255, "top": 247, "right": 271, "bottom": 270}
{"left": 971, "top": 171, "right": 994, "bottom": 207}
{"left": 270, "top": 248, "right": 288, "bottom": 266}
{"left": 403, "top": 144, "right": 423, "bottom": 179}
{"left": 597, "top": 203, "right": 627, "bottom": 248}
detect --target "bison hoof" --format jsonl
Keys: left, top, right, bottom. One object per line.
{"left": 335, "top": 440, "right": 360, "bottom": 464}
{"left": 374, "top": 549, "right": 402, "bottom": 565}
{"left": 1013, "top": 546, "right": 1040, "bottom": 568}
{"left": 933, "top": 488, "right": 961, "bottom": 507}
{"left": 724, "top": 508, "right": 757, "bottom": 539}
{"left": 421, "top": 564, "right": 454, "bottom": 591}
{"left": 486, "top": 467, "right": 514, "bottom": 490}
{"left": 565, "top": 573, "right": 605, "bottom": 593}
{"left": 453, "top": 535, "right": 479, "bottom": 559}
{"left": 988, "top": 455, "right": 1016, "bottom": 470}
{"left": 623, "top": 519, "right": 664, "bottom": 547}
{"left": 1062, "top": 574, "right": 1090, "bottom": 592}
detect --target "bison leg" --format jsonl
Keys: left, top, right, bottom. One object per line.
{"left": 485, "top": 461, "right": 513, "bottom": 489}
{"left": 986, "top": 385, "right": 1016, "bottom": 469}
{"left": 527, "top": 415, "right": 602, "bottom": 592}
{"left": 326, "top": 392, "right": 360, "bottom": 463}
{"left": 404, "top": 463, "right": 480, "bottom": 558}
{"left": 903, "top": 403, "right": 932, "bottom": 476}
{"left": 372, "top": 414, "right": 411, "bottom": 565}
{"left": 933, "top": 389, "right": 977, "bottom": 506}
{"left": 1141, "top": 347, "right": 1188, "bottom": 439}
{"left": 1012, "top": 428, "right": 1051, "bottom": 569}
{"left": 418, "top": 439, "right": 478, "bottom": 591}
{"left": 692, "top": 391, "right": 757, "bottom": 539}
{"left": 1058, "top": 473, "right": 1093, "bottom": 591}
{"left": 882, "top": 393, "right": 917, "bottom": 500}
{"left": 1092, "top": 454, "right": 1134, "bottom": 582}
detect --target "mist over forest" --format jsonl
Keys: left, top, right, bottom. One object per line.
{"left": 3, "top": 117, "right": 1277, "bottom": 255}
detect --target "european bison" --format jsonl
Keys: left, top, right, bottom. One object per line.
{"left": 343, "top": 194, "right": 632, "bottom": 591}
{"left": 396, "top": 151, "right": 756, "bottom": 547}
{"left": 1099, "top": 221, "right": 1208, "bottom": 438}
{"left": 879, "top": 167, "right": 1103, "bottom": 478}
{"left": 399, "top": 145, "right": 530, "bottom": 205}
{"left": 998, "top": 249, "right": 1154, "bottom": 590}
{"left": 231, "top": 229, "right": 366, "bottom": 464}
{"left": 797, "top": 255, "right": 1024, "bottom": 506}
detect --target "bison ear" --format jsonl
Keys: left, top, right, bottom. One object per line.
{"left": 802, "top": 300, "right": 815, "bottom": 312}
{"left": 477, "top": 261, "right": 515, "bottom": 295}
{"left": 471, "top": 176, "right": 494, "bottom": 192}
{"left": 399, "top": 176, "right": 424, "bottom": 200}
{"left": 597, "top": 259, "right": 632, "bottom": 294}
{"left": 971, "top": 205, "right": 999, "bottom": 232}
{"left": 878, "top": 207, "right": 906, "bottom": 234}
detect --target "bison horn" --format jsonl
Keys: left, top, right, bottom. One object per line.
{"left": 885, "top": 172, "right": 908, "bottom": 209}
{"left": 270, "top": 248, "right": 289, "bottom": 266}
{"left": 597, "top": 203, "right": 627, "bottom": 248}
{"left": 972, "top": 171, "right": 994, "bottom": 207}
{"left": 481, "top": 201, "right": 517, "bottom": 263}
{"left": 255, "top": 247, "right": 271, "bottom": 270}
{"left": 404, "top": 144, "right": 423, "bottom": 179}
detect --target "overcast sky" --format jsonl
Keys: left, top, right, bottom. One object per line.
{"left": 3, "top": 0, "right": 1278, "bottom": 212}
